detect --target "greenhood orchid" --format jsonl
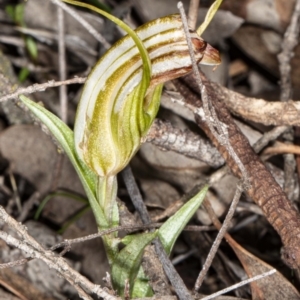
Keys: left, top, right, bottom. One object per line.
{"left": 74, "top": 14, "right": 220, "bottom": 178}
{"left": 19, "top": 0, "right": 222, "bottom": 296}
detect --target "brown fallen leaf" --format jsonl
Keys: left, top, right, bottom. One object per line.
{"left": 228, "top": 237, "right": 300, "bottom": 300}
{"left": 204, "top": 200, "right": 300, "bottom": 299}
{"left": 0, "top": 265, "right": 54, "bottom": 300}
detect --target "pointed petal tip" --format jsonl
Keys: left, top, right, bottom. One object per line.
{"left": 201, "top": 43, "right": 221, "bottom": 66}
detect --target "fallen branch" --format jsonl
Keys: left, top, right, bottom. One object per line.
{"left": 174, "top": 72, "right": 300, "bottom": 270}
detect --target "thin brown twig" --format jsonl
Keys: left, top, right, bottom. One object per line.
{"left": 177, "top": 2, "right": 250, "bottom": 188}
{"left": 0, "top": 77, "right": 86, "bottom": 102}
{"left": 146, "top": 119, "right": 224, "bottom": 168}
{"left": 51, "top": 0, "right": 111, "bottom": 49}
{"left": 200, "top": 269, "right": 276, "bottom": 300}
{"left": 51, "top": 223, "right": 161, "bottom": 251}
{"left": 122, "top": 165, "right": 193, "bottom": 300}
{"left": 0, "top": 206, "right": 119, "bottom": 300}
{"left": 50, "top": 223, "right": 215, "bottom": 252}
{"left": 208, "top": 83, "right": 300, "bottom": 127}
{"left": 253, "top": 126, "right": 289, "bottom": 153}
{"left": 194, "top": 184, "right": 243, "bottom": 290}
{"left": 17, "top": 191, "right": 40, "bottom": 222}
{"left": 263, "top": 141, "right": 300, "bottom": 156}
{"left": 4, "top": 76, "right": 300, "bottom": 127}
{"left": 57, "top": 4, "right": 68, "bottom": 123}
{"left": 175, "top": 71, "right": 300, "bottom": 269}
{"left": 282, "top": 135, "right": 298, "bottom": 202}
{"left": 277, "top": 0, "right": 300, "bottom": 202}
{"left": 278, "top": 0, "right": 300, "bottom": 102}
{"left": 188, "top": 0, "right": 200, "bottom": 30}
{"left": 0, "top": 258, "right": 32, "bottom": 269}
{"left": 53, "top": 4, "right": 68, "bottom": 199}
{"left": 184, "top": 225, "right": 215, "bottom": 232}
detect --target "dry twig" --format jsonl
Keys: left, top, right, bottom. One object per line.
{"left": 177, "top": 2, "right": 249, "bottom": 290}
{"left": 122, "top": 166, "right": 193, "bottom": 300}
{"left": 177, "top": 2, "right": 250, "bottom": 187}
{"left": 57, "top": 4, "right": 68, "bottom": 123}
{"left": 175, "top": 70, "right": 300, "bottom": 269}
{"left": 174, "top": 5, "right": 300, "bottom": 272}
{"left": 51, "top": 0, "right": 111, "bottom": 49}
{"left": 278, "top": 0, "right": 300, "bottom": 102}
{"left": 195, "top": 184, "right": 243, "bottom": 290}
{"left": 4, "top": 77, "right": 300, "bottom": 127}
{"left": 0, "top": 206, "right": 119, "bottom": 300}
{"left": 277, "top": 0, "right": 300, "bottom": 201}
{"left": 200, "top": 269, "right": 276, "bottom": 300}
{"left": 0, "top": 77, "right": 86, "bottom": 102}
{"left": 146, "top": 119, "right": 224, "bottom": 167}
{"left": 188, "top": 0, "right": 200, "bottom": 30}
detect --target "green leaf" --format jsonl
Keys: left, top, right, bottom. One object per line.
{"left": 131, "top": 267, "right": 153, "bottom": 298}
{"left": 6, "top": 4, "right": 25, "bottom": 25}
{"left": 6, "top": 4, "right": 38, "bottom": 61}
{"left": 34, "top": 190, "right": 88, "bottom": 220}
{"left": 62, "top": 0, "right": 151, "bottom": 83}
{"left": 58, "top": 204, "right": 90, "bottom": 234}
{"left": 25, "top": 36, "right": 38, "bottom": 60}
{"left": 197, "top": 0, "right": 223, "bottom": 36}
{"left": 19, "top": 95, "right": 108, "bottom": 229}
{"left": 14, "top": 3, "right": 25, "bottom": 26}
{"left": 158, "top": 185, "right": 209, "bottom": 254}
{"left": 5, "top": 5, "right": 15, "bottom": 20}
{"left": 111, "top": 231, "right": 157, "bottom": 297}
{"left": 18, "top": 67, "right": 30, "bottom": 83}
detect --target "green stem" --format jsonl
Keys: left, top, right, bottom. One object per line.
{"left": 97, "top": 175, "right": 118, "bottom": 226}
{"left": 97, "top": 175, "right": 119, "bottom": 263}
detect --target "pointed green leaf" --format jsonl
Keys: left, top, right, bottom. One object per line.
{"left": 197, "top": 0, "right": 223, "bottom": 36}
{"left": 34, "top": 190, "right": 88, "bottom": 220}
{"left": 131, "top": 267, "right": 153, "bottom": 298}
{"left": 18, "top": 67, "right": 30, "bottom": 83}
{"left": 62, "top": 0, "right": 151, "bottom": 85}
{"left": 25, "top": 36, "right": 38, "bottom": 60}
{"left": 111, "top": 231, "right": 157, "bottom": 297}
{"left": 19, "top": 95, "right": 108, "bottom": 228}
{"left": 158, "top": 185, "right": 209, "bottom": 254}
{"left": 5, "top": 5, "right": 15, "bottom": 21}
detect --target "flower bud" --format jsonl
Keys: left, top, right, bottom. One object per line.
{"left": 74, "top": 15, "right": 220, "bottom": 177}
